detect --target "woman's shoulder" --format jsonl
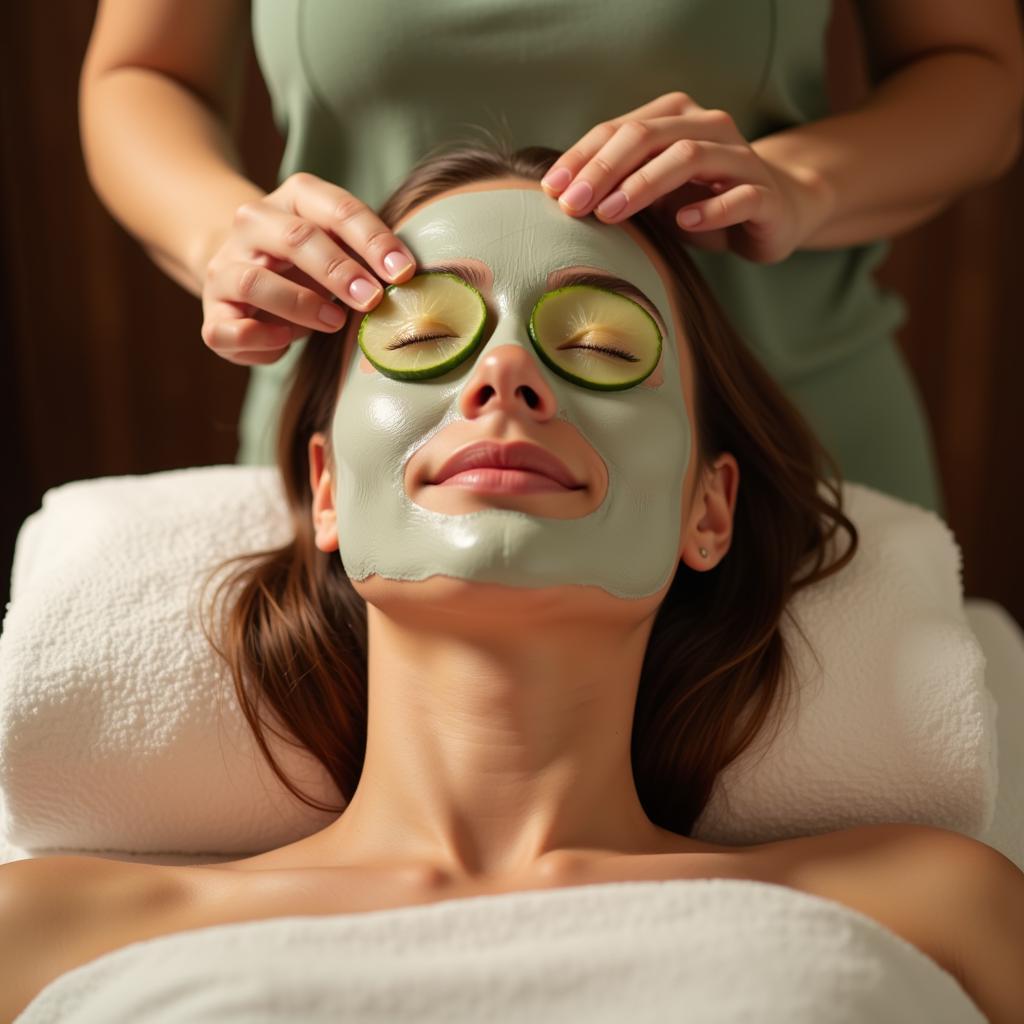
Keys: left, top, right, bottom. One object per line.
{"left": 0, "top": 853, "right": 182, "bottom": 1021}
{"left": 771, "top": 822, "right": 972, "bottom": 945}
{"left": 776, "top": 820, "right": 1009, "bottom": 918}
{"left": 0, "top": 851, "right": 180, "bottom": 918}
{"left": 772, "top": 822, "right": 1024, "bottom": 1018}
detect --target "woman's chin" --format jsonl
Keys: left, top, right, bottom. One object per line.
{"left": 350, "top": 572, "right": 665, "bottom": 629}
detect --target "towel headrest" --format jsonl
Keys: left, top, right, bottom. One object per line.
{"left": 0, "top": 466, "right": 998, "bottom": 861}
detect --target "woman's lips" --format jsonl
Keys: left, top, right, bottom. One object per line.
{"left": 434, "top": 467, "right": 571, "bottom": 493}
{"left": 430, "top": 440, "right": 585, "bottom": 491}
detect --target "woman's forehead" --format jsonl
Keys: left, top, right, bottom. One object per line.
{"left": 392, "top": 183, "right": 671, "bottom": 286}
{"left": 392, "top": 177, "right": 672, "bottom": 283}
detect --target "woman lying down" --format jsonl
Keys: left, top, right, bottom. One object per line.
{"left": 2, "top": 143, "right": 1022, "bottom": 1023}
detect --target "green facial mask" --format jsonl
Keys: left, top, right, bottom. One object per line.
{"left": 330, "top": 187, "right": 692, "bottom": 598}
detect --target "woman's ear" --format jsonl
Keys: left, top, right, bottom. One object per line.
{"left": 309, "top": 431, "right": 339, "bottom": 553}
{"left": 679, "top": 453, "right": 739, "bottom": 571}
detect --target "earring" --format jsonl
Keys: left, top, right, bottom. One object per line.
{"left": 699, "top": 546, "right": 709, "bottom": 558}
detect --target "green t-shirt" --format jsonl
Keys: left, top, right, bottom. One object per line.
{"left": 240, "top": 0, "right": 942, "bottom": 513}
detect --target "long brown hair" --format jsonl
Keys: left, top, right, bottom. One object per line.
{"left": 200, "top": 140, "right": 857, "bottom": 838}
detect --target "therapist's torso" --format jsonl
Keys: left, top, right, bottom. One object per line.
{"left": 251, "top": 0, "right": 905, "bottom": 382}
{"left": 242, "top": 0, "right": 943, "bottom": 514}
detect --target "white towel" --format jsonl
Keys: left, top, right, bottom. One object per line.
{"left": 13, "top": 877, "right": 985, "bottom": 1023}
{"left": 0, "top": 467, "right": 998, "bottom": 860}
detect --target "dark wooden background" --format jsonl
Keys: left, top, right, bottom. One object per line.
{"left": 2, "top": 2, "right": 1021, "bottom": 625}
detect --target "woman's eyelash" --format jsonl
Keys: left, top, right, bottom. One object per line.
{"left": 565, "top": 343, "right": 639, "bottom": 362}
{"left": 386, "top": 332, "right": 454, "bottom": 351}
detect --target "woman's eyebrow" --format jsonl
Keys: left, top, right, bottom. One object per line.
{"left": 421, "top": 261, "right": 668, "bottom": 339}
{"left": 548, "top": 267, "right": 668, "bottom": 338}
{"left": 424, "top": 260, "right": 492, "bottom": 293}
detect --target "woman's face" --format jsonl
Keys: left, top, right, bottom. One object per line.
{"left": 323, "top": 177, "right": 699, "bottom": 600}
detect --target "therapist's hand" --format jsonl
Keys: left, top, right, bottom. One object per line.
{"left": 540, "top": 91, "right": 831, "bottom": 265}
{"left": 201, "top": 173, "right": 417, "bottom": 366}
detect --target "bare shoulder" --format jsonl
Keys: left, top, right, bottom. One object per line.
{"left": 777, "top": 823, "right": 1024, "bottom": 1023}
{"left": 0, "top": 857, "right": 111, "bottom": 1022}
{"left": 0, "top": 855, "right": 181, "bottom": 1023}
{"left": 913, "top": 829, "right": 1024, "bottom": 1024}
{"left": 0, "top": 855, "right": 120, "bottom": 948}
{"left": 0, "top": 852, "right": 178, "bottom": 917}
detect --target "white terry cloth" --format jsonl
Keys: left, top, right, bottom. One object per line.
{"left": 967, "top": 599, "right": 1024, "bottom": 870}
{"left": 0, "top": 468, "right": 999, "bottom": 859}
{"left": 14, "top": 878, "right": 984, "bottom": 1024}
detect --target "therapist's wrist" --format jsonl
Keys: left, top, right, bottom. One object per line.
{"left": 187, "top": 181, "right": 269, "bottom": 293}
{"left": 752, "top": 136, "right": 836, "bottom": 252}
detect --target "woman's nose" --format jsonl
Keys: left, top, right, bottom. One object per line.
{"left": 458, "top": 343, "right": 558, "bottom": 421}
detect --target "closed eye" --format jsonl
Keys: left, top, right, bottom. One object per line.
{"left": 559, "top": 342, "right": 640, "bottom": 362}
{"left": 557, "top": 328, "right": 641, "bottom": 363}
{"left": 385, "top": 332, "right": 455, "bottom": 350}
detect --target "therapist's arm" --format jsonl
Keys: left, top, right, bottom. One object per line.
{"left": 752, "top": 0, "right": 1024, "bottom": 249}
{"left": 79, "top": 0, "right": 266, "bottom": 298}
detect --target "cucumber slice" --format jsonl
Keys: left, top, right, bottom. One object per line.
{"left": 357, "top": 271, "right": 487, "bottom": 380}
{"left": 528, "top": 284, "right": 662, "bottom": 391}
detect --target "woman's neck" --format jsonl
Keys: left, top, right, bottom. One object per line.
{"left": 312, "top": 577, "right": 677, "bottom": 881}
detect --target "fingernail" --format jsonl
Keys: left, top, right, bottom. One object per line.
{"left": 542, "top": 167, "right": 572, "bottom": 192}
{"left": 596, "top": 190, "right": 628, "bottom": 219}
{"left": 384, "top": 250, "right": 414, "bottom": 279}
{"left": 319, "top": 302, "right": 346, "bottom": 327}
{"left": 678, "top": 208, "right": 702, "bottom": 228}
{"left": 560, "top": 180, "right": 593, "bottom": 212}
{"left": 349, "top": 278, "right": 382, "bottom": 304}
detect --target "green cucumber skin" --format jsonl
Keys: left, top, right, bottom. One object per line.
{"left": 357, "top": 272, "right": 486, "bottom": 381}
{"left": 528, "top": 285, "right": 662, "bottom": 391}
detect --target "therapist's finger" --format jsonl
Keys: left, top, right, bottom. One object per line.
{"left": 540, "top": 91, "right": 701, "bottom": 196}
{"left": 587, "top": 140, "right": 755, "bottom": 223}
{"left": 277, "top": 173, "right": 418, "bottom": 287}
